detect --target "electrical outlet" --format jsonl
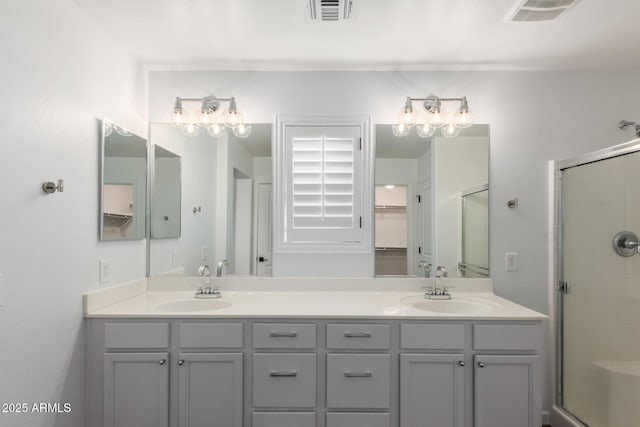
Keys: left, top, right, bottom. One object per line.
{"left": 99, "top": 259, "right": 111, "bottom": 283}
{"left": 505, "top": 252, "right": 519, "bottom": 272}
{"left": 201, "top": 247, "right": 208, "bottom": 261}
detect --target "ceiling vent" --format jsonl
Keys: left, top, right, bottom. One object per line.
{"left": 309, "top": 0, "right": 353, "bottom": 21}
{"left": 507, "top": 0, "right": 580, "bottom": 22}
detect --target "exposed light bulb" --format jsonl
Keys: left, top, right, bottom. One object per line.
{"left": 416, "top": 123, "right": 436, "bottom": 138}
{"left": 391, "top": 122, "right": 410, "bottom": 137}
{"left": 441, "top": 122, "right": 461, "bottom": 138}
{"left": 171, "top": 97, "right": 188, "bottom": 127}
{"left": 223, "top": 97, "right": 244, "bottom": 127}
{"left": 233, "top": 123, "right": 252, "bottom": 138}
{"left": 426, "top": 107, "right": 447, "bottom": 128}
{"left": 181, "top": 122, "right": 201, "bottom": 136}
{"left": 398, "top": 97, "right": 417, "bottom": 126}
{"left": 199, "top": 109, "right": 215, "bottom": 125}
{"left": 385, "top": 184, "right": 396, "bottom": 189}
{"left": 206, "top": 123, "right": 226, "bottom": 138}
{"left": 454, "top": 97, "right": 473, "bottom": 128}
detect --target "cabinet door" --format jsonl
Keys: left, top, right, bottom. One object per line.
{"left": 177, "top": 353, "right": 243, "bottom": 427}
{"left": 400, "top": 354, "right": 464, "bottom": 427}
{"left": 474, "top": 355, "right": 540, "bottom": 427}
{"left": 104, "top": 352, "right": 169, "bottom": 427}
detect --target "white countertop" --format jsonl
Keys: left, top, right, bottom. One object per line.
{"left": 84, "top": 277, "right": 546, "bottom": 320}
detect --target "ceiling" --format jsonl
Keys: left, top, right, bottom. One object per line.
{"left": 74, "top": 0, "right": 640, "bottom": 70}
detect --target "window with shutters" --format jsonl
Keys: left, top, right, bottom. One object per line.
{"left": 275, "top": 118, "right": 370, "bottom": 253}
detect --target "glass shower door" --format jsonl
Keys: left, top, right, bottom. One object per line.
{"left": 560, "top": 149, "right": 640, "bottom": 426}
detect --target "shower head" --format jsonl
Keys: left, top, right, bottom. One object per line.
{"left": 619, "top": 120, "right": 640, "bottom": 137}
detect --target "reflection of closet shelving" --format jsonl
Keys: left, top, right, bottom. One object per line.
{"left": 103, "top": 212, "right": 133, "bottom": 230}
{"left": 375, "top": 205, "right": 407, "bottom": 210}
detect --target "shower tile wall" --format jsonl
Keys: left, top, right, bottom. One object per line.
{"left": 562, "top": 151, "right": 640, "bottom": 426}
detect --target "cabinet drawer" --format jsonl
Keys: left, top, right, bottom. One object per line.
{"left": 253, "top": 353, "right": 317, "bottom": 407}
{"left": 400, "top": 324, "right": 465, "bottom": 350}
{"left": 178, "top": 323, "right": 243, "bottom": 348}
{"left": 326, "top": 354, "right": 390, "bottom": 409}
{"left": 327, "top": 324, "right": 390, "bottom": 350}
{"left": 253, "top": 323, "right": 316, "bottom": 349}
{"left": 252, "top": 412, "right": 316, "bottom": 427}
{"left": 326, "top": 412, "right": 390, "bottom": 427}
{"left": 104, "top": 323, "right": 169, "bottom": 349}
{"left": 473, "top": 324, "right": 539, "bottom": 351}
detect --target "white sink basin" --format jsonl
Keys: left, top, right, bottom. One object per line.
{"left": 403, "top": 296, "right": 501, "bottom": 315}
{"left": 154, "top": 299, "right": 232, "bottom": 312}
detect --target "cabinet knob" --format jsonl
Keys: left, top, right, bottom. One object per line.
{"left": 178, "top": 360, "right": 185, "bottom": 366}
{"left": 477, "top": 362, "right": 485, "bottom": 368}
{"left": 159, "top": 359, "right": 166, "bottom": 365}
{"left": 458, "top": 361, "right": 465, "bottom": 367}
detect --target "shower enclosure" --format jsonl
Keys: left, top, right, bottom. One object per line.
{"left": 555, "top": 140, "right": 640, "bottom": 427}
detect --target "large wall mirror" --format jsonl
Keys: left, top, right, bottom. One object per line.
{"left": 374, "top": 124, "right": 489, "bottom": 278}
{"left": 146, "top": 121, "right": 488, "bottom": 279}
{"left": 99, "top": 119, "right": 147, "bottom": 240}
{"left": 148, "top": 123, "right": 272, "bottom": 277}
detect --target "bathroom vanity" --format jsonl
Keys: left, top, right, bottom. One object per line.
{"left": 84, "top": 278, "right": 545, "bottom": 427}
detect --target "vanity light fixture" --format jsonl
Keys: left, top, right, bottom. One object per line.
{"left": 171, "top": 95, "right": 252, "bottom": 139}
{"left": 393, "top": 95, "right": 474, "bottom": 138}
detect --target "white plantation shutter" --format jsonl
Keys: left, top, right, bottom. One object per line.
{"left": 285, "top": 126, "right": 362, "bottom": 244}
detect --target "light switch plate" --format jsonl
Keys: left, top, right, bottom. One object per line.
{"left": 201, "top": 246, "right": 208, "bottom": 261}
{"left": 171, "top": 250, "right": 179, "bottom": 267}
{"left": 99, "top": 259, "right": 111, "bottom": 283}
{"left": 505, "top": 252, "right": 519, "bottom": 272}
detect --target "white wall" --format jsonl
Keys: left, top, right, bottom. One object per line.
{"left": 0, "top": 1, "right": 145, "bottom": 426}
{"left": 148, "top": 69, "right": 640, "bottom": 416}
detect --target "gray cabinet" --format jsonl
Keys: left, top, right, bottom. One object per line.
{"left": 253, "top": 353, "right": 317, "bottom": 408}
{"left": 177, "top": 353, "right": 243, "bottom": 427}
{"left": 89, "top": 318, "right": 542, "bottom": 427}
{"left": 103, "top": 352, "right": 169, "bottom": 427}
{"left": 326, "top": 353, "right": 391, "bottom": 409}
{"left": 399, "top": 354, "right": 464, "bottom": 427}
{"left": 474, "top": 355, "right": 540, "bottom": 427}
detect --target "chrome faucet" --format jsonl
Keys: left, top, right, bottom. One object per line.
{"left": 435, "top": 266, "right": 448, "bottom": 278}
{"left": 195, "top": 264, "right": 221, "bottom": 299}
{"left": 418, "top": 261, "right": 432, "bottom": 278}
{"left": 216, "top": 259, "right": 229, "bottom": 277}
{"left": 424, "top": 266, "right": 452, "bottom": 300}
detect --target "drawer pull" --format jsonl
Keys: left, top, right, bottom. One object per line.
{"left": 269, "top": 370, "right": 298, "bottom": 377}
{"left": 478, "top": 362, "right": 486, "bottom": 368}
{"left": 178, "top": 360, "right": 185, "bottom": 366}
{"left": 458, "top": 361, "right": 465, "bottom": 367}
{"left": 344, "top": 370, "right": 372, "bottom": 378}
{"left": 344, "top": 331, "right": 372, "bottom": 338}
{"left": 158, "top": 359, "right": 166, "bottom": 365}
{"left": 269, "top": 331, "right": 298, "bottom": 338}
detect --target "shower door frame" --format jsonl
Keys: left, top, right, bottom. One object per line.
{"left": 552, "top": 138, "right": 640, "bottom": 427}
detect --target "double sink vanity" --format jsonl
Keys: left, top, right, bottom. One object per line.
{"left": 84, "top": 277, "right": 545, "bottom": 427}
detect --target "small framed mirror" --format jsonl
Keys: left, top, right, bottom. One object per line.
{"left": 99, "top": 118, "right": 147, "bottom": 240}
